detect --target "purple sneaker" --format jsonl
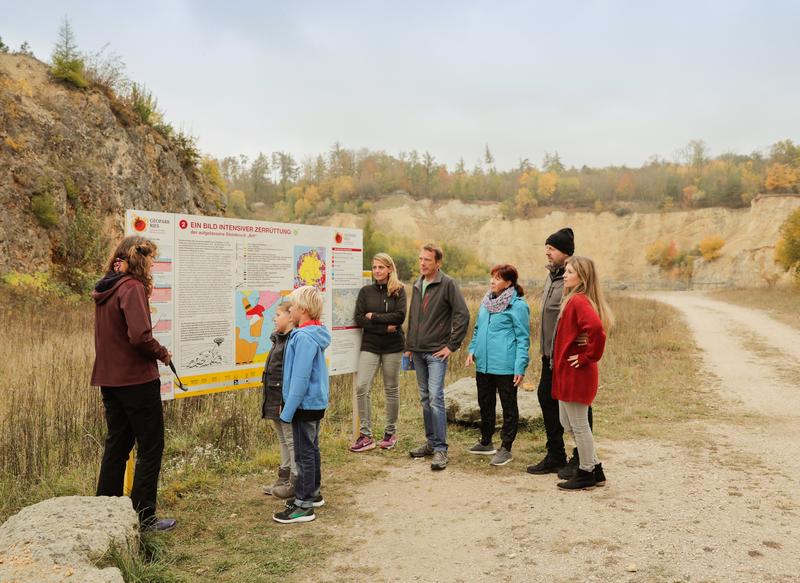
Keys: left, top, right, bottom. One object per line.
{"left": 349, "top": 434, "right": 376, "bottom": 452}
{"left": 379, "top": 433, "right": 398, "bottom": 450}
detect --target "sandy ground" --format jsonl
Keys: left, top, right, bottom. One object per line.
{"left": 312, "top": 293, "right": 800, "bottom": 583}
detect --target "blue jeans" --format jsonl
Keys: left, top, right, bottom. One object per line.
{"left": 412, "top": 352, "right": 449, "bottom": 452}
{"left": 292, "top": 418, "right": 321, "bottom": 509}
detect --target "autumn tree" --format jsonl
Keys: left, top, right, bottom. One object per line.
{"left": 775, "top": 208, "right": 800, "bottom": 284}
{"left": 765, "top": 163, "right": 798, "bottom": 192}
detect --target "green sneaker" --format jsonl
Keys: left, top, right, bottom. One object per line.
{"left": 272, "top": 502, "right": 315, "bottom": 524}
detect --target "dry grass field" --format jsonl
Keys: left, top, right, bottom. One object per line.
{"left": 0, "top": 284, "right": 705, "bottom": 581}
{"left": 709, "top": 287, "right": 800, "bottom": 331}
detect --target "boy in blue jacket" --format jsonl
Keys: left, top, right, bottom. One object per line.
{"left": 272, "top": 286, "right": 331, "bottom": 524}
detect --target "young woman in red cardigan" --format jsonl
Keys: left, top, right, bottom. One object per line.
{"left": 551, "top": 256, "right": 614, "bottom": 490}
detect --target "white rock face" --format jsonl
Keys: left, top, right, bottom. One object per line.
{"left": 445, "top": 376, "right": 542, "bottom": 425}
{"left": 0, "top": 496, "right": 139, "bottom": 583}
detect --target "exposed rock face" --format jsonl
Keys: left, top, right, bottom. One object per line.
{"left": 326, "top": 193, "right": 800, "bottom": 287}
{"left": 0, "top": 495, "right": 139, "bottom": 583}
{"left": 445, "top": 376, "right": 541, "bottom": 426}
{"left": 0, "top": 53, "right": 223, "bottom": 276}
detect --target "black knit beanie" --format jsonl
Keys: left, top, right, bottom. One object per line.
{"left": 545, "top": 227, "right": 575, "bottom": 256}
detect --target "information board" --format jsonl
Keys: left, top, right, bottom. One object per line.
{"left": 125, "top": 210, "right": 363, "bottom": 400}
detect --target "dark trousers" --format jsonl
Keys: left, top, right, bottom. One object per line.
{"left": 292, "top": 418, "right": 321, "bottom": 509}
{"left": 537, "top": 356, "right": 593, "bottom": 461}
{"left": 476, "top": 372, "right": 519, "bottom": 451}
{"left": 97, "top": 379, "right": 164, "bottom": 524}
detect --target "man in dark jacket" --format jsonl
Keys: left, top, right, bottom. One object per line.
{"left": 527, "top": 227, "right": 591, "bottom": 476}
{"left": 405, "top": 244, "right": 470, "bottom": 470}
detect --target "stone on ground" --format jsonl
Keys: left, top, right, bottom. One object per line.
{"left": 0, "top": 495, "right": 139, "bottom": 583}
{"left": 445, "top": 376, "right": 541, "bottom": 425}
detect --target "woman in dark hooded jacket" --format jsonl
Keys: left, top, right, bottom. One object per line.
{"left": 92, "top": 235, "right": 175, "bottom": 532}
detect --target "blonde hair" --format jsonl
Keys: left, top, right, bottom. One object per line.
{"left": 105, "top": 236, "right": 157, "bottom": 296}
{"left": 290, "top": 286, "right": 323, "bottom": 320}
{"left": 373, "top": 253, "right": 403, "bottom": 297}
{"left": 275, "top": 301, "right": 292, "bottom": 315}
{"left": 560, "top": 256, "right": 614, "bottom": 331}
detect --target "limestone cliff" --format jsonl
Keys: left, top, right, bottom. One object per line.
{"left": 0, "top": 53, "right": 223, "bottom": 276}
{"left": 325, "top": 193, "right": 800, "bottom": 287}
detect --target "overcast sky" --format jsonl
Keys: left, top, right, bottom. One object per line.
{"left": 3, "top": 1, "right": 799, "bottom": 169}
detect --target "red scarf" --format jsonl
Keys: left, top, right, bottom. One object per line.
{"left": 300, "top": 319, "right": 322, "bottom": 328}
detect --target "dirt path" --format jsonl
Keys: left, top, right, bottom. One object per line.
{"left": 312, "top": 293, "right": 800, "bottom": 583}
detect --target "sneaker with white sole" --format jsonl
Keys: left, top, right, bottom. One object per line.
{"left": 468, "top": 441, "right": 496, "bottom": 455}
{"left": 349, "top": 434, "right": 376, "bottom": 452}
{"left": 379, "top": 433, "right": 398, "bottom": 450}
{"left": 490, "top": 447, "right": 512, "bottom": 466}
{"left": 273, "top": 502, "right": 315, "bottom": 524}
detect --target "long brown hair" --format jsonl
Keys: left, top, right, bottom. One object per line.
{"left": 105, "top": 236, "right": 158, "bottom": 296}
{"left": 373, "top": 253, "right": 403, "bottom": 297}
{"left": 560, "top": 256, "right": 614, "bottom": 330}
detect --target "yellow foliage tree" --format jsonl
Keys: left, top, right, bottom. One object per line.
{"left": 201, "top": 157, "right": 227, "bottom": 192}
{"left": 775, "top": 208, "right": 800, "bottom": 284}
{"left": 333, "top": 175, "right": 355, "bottom": 203}
{"left": 514, "top": 187, "right": 537, "bottom": 218}
{"left": 699, "top": 235, "right": 725, "bottom": 261}
{"left": 765, "top": 163, "right": 798, "bottom": 192}
{"left": 537, "top": 172, "right": 557, "bottom": 201}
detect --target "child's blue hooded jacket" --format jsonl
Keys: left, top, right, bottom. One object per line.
{"left": 280, "top": 324, "right": 331, "bottom": 422}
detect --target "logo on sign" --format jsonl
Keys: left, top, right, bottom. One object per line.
{"left": 179, "top": 219, "right": 188, "bottom": 229}
{"left": 132, "top": 215, "right": 148, "bottom": 232}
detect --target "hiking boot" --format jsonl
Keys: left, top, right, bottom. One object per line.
{"left": 490, "top": 447, "right": 512, "bottom": 466}
{"left": 468, "top": 441, "right": 497, "bottom": 455}
{"left": 557, "top": 468, "right": 597, "bottom": 491}
{"left": 140, "top": 518, "right": 177, "bottom": 533}
{"left": 262, "top": 467, "right": 291, "bottom": 495}
{"left": 526, "top": 455, "right": 567, "bottom": 475}
{"left": 593, "top": 463, "right": 606, "bottom": 487}
{"left": 271, "top": 474, "right": 296, "bottom": 499}
{"left": 409, "top": 442, "right": 434, "bottom": 458}
{"left": 272, "top": 502, "right": 315, "bottom": 524}
{"left": 430, "top": 450, "right": 448, "bottom": 471}
{"left": 379, "top": 433, "right": 398, "bottom": 450}
{"left": 349, "top": 434, "right": 376, "bottom": 453}
{"left": 557, "top": 449, "right": 580, "bottom": 480}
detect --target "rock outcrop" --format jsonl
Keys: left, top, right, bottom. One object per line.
{"left": 0, "top": 53, "right": 223, "bottom": 276}
{"left": 0, "top": 496, "right": 139, "bottom": 583}
{"left": 445, "top": 376, "right": 541, "bottom": 426}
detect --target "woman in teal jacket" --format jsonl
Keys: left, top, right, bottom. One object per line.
{"left": 466, "top": 264, "right": 531, "bottom": 466}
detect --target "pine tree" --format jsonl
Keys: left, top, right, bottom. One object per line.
{"left": 51, "top": 16, "right": 87, "bottom": 88}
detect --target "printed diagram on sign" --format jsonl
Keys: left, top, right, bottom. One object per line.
{"left": 235, "top": 290, "right": 284, "bottom": 365}
{"left": 332, "top": 288, "right": 360, "bottom": 328}
{"left": 184, "top": 337, "right": 226, "bottom": 369}
{"left": 293, "top": 246, "right": 326, "bottom": 290}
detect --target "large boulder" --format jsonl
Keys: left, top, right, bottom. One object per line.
{"left": 0, "top": 496, "right": 139, "bottom": 583}
{"left": 445, "top": 376, "right": 541, "bottom": 425}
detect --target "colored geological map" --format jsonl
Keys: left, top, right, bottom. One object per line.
{"left": 294, "top": 246, "right": 326, "bottom": 290}
{"left": 235, "top": 290, "right": 283, "bottom": 365}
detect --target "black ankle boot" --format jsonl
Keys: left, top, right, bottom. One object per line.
{"left": 593, "top": 463, "right": 606, "bottom": 487}
{"left": 557, "top": 448, "right": 580, "bottom": 479}
{"left": 557, "top": 468, "right": 597, "bottom": 490}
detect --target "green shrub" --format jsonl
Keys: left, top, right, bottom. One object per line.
{"left": 31, "top": 193, "right": 58, "bottom": 227}
{"left": 54, "top": 203, "right": 109, "bottom": 293}
{"left": 776, "top": 208, "right": 800, "bottom": 285}
{"left": 51, "top": 57, "right": 88, "bottom": 88}
{"left": 129, "top": 83, "right": 161, "bottom": 125}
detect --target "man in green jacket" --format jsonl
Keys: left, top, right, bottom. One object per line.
{"left": 405, "top": 244, "right": 470, "bottom": 470}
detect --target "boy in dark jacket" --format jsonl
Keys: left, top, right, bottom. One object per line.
{"left": 272, "top": 286, "right": 331, "bottom": 524}
{"left": 261, "top": 301, "right": 295, "bottom": 498}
